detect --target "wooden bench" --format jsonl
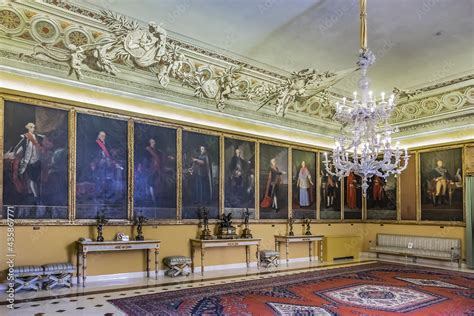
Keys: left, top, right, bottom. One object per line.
{"left": 369, "top": 233, "right": 462, "bottom": 267}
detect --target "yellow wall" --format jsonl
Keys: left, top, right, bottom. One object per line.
{"left": 0, "top": 223, "right": 366, "bottom": 280}
{"left": 0, "top": 222, "right": 467, "bottom": 281}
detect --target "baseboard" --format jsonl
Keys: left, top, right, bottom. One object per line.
{"left": 0, "top": 256, "right": 318, "bottom": 290}
{"left": 71, "top": 270, "right": 167, "bottom": 284}
{"left": 360, "top": 251, "right": 470, "bottom": 269}
{"left": 278, "top": 256, "right": 318, "bottom": 264}
{"left": 193, "top": 261, "right": 259, "bottom": 273}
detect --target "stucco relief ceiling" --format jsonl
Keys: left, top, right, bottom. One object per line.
{"left": 0, "top": 0, "right": 472, "bottom": 141}
{"left": 83, "top": 0, "right": 474, "bottom": 93}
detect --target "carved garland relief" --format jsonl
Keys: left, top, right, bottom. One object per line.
{"left": 0, "top": 4, "right": 354, "bottom": 119}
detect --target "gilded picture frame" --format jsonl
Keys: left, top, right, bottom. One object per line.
{"left": 0, "top": 93, "right": 470, "bottom": 227}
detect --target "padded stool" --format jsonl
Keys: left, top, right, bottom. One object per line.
{"left": 42, "top": 263, "right": 75, "bottom": 290}
{"left": 260, "top": 250, "right": 280, "bottom": 268}
{"left": 13, "top": 265, "right": 43, "bottom": 292}
{"left": 163, "top": 256, "right": 192, "bottom": 277}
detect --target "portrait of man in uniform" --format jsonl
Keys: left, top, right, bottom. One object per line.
{"left": 366, "top": 174, "right": 397, "bottom": 220}
{"left": 420, "top": 148, "right": 463, "bottom": 221}
{"left": 3, "top": 101, "right": 68, "bottom": 219}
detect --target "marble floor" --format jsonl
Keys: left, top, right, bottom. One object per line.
{"left": 1, "top": 259, "right": 471, "bottom": 316}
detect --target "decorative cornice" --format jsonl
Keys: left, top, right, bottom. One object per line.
{"left": 391, "top": 86, "right": 473, "bottom": 124}
{"left": 397, "top": 114, "right": 474, "bottom": 134}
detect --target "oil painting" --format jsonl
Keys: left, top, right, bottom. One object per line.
{"left": 134, "top": 123, "right": 177, "bottom": 219}
{"left": 292, "top": 149, "right": 316, "bottom": 219}
{"left": 2, "top": 101, "right": 68, "bottom": 219}
{"left": 224, "top": 138, "right": 255, "bottom": 219}
{"left": 344, "top": 171, "right": 362, "bottom": 219}
{"left": 182, "top": 131, "right": 219, "bottom": 219}
{"left": 366, "top": 174, "right": 397, "bottom": 220}
{"left": 259, "top": 143, "right": 288, "bottom": 220}
{"left": 76, "top": 113, "right": 128, "bottom": 219}
{"left": 420, "top": 148, "right": 463, "bottom": 221}
{"left": 319, "top": 153, "right": 341, "bottom": 219}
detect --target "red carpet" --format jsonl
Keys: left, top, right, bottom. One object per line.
{"left": 109, "top": 262, "right": 474, "bottom": 315}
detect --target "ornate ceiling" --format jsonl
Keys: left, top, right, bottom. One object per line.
{"left": 83, "top": 0, "right": 474, "bottom": 93}
{"left": 0, "top": 0, "right": 472, "bottom": 142}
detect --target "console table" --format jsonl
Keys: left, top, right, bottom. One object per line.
{"left": 274, "top": 235, "right": 324, "bottom": 266}
{"left": 76, "top": 240, "right": 160, "bottom": 287}
{"left": 190, "top": 238, "right": 261, "bottom": 275}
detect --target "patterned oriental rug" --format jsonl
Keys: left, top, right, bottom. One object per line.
{"left": 109, "top": 262, "right": 474, "bottom": 315}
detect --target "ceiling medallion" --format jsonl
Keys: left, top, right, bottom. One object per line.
{"left": 0, "top": 7, "right": 24, "bottom": 35}
{"left": 30, "top": 17, "right": 60, "bottom": 44}
{"left": 323, "top": 0, "right": 410, "bottom": 196}
{"left": 64, "top": 28, "right": 91, "bottom": 47}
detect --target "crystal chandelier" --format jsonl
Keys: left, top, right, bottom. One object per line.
{"left": 323, "top": 0, "right": 409, "bottom": 196}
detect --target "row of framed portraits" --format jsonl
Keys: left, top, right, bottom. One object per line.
{"left": 0, "top": 96, "right": 469, "bottom": 224}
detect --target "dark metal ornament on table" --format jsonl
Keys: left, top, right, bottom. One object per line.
{"left": 217, "top": 212, "right": 238, "bottom": 239}
{"left": 199, "top": 207, "right": 213, "bottom": 240}
{"left": 96, "top": 215, "right": 109, "bottom": 242}
{"left": 304, "top": 217, "right": 312, "bottom": 236}
{"left": 240, "top": 208, "right": 253, "bottom": 239}
{"left": 288, "top": 216, "right": 295, "bottom": 236}
{"left": 135, "top": 216, "right": 148, "bottom": 241}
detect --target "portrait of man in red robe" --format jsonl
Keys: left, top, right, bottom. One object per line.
{"left": 346, "top": 171, "right": 358, "bottom": 209}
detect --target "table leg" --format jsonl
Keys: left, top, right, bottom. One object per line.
{"left": 246, "top": 245, "right": 250, "bottom": 268}
{"left": 309, "top": 241, "right": 313, "bottom": 262}
{"left": 82, "top": 252, "right": 87, "bottom": 287}
{"left": 319, "top": 239, "right": 323, "bottom": 263}
{"left": 257, "top": 243, "right": 260, "bottom": 269}
{"left": 76, "top": 250, "right": 81, "bottom": 286}
{"left": 154, "top": 248, "right": 159, "bottom": 280}
{"left": 201, "top": 245, "right": 205, "bottom": 276}
{"left": 146, "top": 249, "right": 150, "bottom": 278}
{"left": 191, "top": 245, "right": 195, "bottom": 273}
{"left": 285, "top": 241, "right": 289, "bottom": 267}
